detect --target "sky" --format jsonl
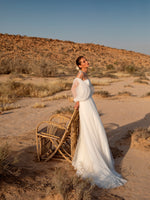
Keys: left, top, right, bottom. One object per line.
{"left": 0, "top": 0, "right": 150, "bottom": 55}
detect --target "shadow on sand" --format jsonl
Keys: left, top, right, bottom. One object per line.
{"left": 1, "top": 113, "right": 150, "bottom": 199}
{"left": 105, "top": 112, "right": 150, "bottom": 175}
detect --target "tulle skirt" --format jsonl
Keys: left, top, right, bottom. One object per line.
{"left": 72, "top": 97, "right": 127, "bottom": 189}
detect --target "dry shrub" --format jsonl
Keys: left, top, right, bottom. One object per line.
{"left": 118, "top": 91, "right": 132, "bottom": 96}
{"left": 0, "top": 144, "right": 9, "bottom": 175}
{"left": 1, "top": 33, "right": 150, "bottom": 78}
{"left": 53, "top": 168, "right": 124, "bottom": 200}
{"left": 0, "top": 103, "right": 21, "bottom": 112}
{"left": 54, "top": 168, "right": 73, "bottom": 200}
{"left": 0, "top": 80, "right": 71, "bottom": 103}
{"left": 0, "top": 143, "right": 20, "bottom": 185}
{"left": 94, "top": 90, "right": 111, "bottom": 98}
{"left": 130, "top": 127, "right": 150, "bottom": 150}
{"left": 43, "top": 93, "right": 70, "bottom": 101}
{"left": 132, "top": 70, "right": 148, "bottom": 78}
{"left": 118, "top": 63, "right": 137, "bottom": 74}
{"left": 32, "top": 102, "right": 46, "bottom": 108}
{"left": 73, "top": 176, "right": 94, "bottom": 200}
{"left": 103, "top": 72, "right": 118, "bottom": 79}
{"left": 125, "top": 65, "right": 137, "bottom": 74}
{"left": 124, "top": 84, "right": 133, "bottom": 88}
{"left": 91, "top": 78, "right": 117, "bottom": 86}
{"left": 131, "top": 127, "right": 150, "bottom": 140}
{"left": 0, "top": 144, "right": 18, "bottom": 176}
{"left": 89, "top": 68, "right": 103, "bottom": 78}
{"left": 53, "top": 168, "right": 94, "bottom": 200}
{"left": 106, "top": 64, "right": 115, "bottom": 70}
{"left": 134, "top": 78, "right": 149, "bottom": 85}
{"left": 55, "top": 106, "right": 74, "bottom": 115}
{"left": 30, "top": 58, "right": 58, "bottom": 77}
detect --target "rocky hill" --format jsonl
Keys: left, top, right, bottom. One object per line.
{"left": 0, "top": 33, "right": 150, "bottom": 77}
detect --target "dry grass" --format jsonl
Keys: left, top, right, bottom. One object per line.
{"left": 54, "top": 106, "right": 74, "bottom": 115}
{"left": 0, "top": 144, "right": 18, "bottom": 176}
{"left": 94, "top": 90, "right": 111, "bottom": 98}
{"left": 0, "top": 33, "right": 150, "bottom": 78}
{"left": 32, "top": 102, "right": 46, "bottom": 108}
{"left": 0, "top": 80, "right": 71, "bottom": 103}
{"left": 52, "top": 168, "right": 124, "bottom": 200}
{"left": 91, "top": 79, "right": 111, "bottom": 86}
{"left": 130, "top": 127, "right": 150, "bottom": 150}
{"left": 124, "top": 84, "right": 134, "bottom": 88}
{"left": 0, "top": 144, "right": 9, "bottom": 175}
{"left": 106, "top": 64, "right": 115, "bottom": 70}
{"left": 53, "top": 167, "right": 95, "bottom": 200}
{"left": 117, "top": 91, "right": 132, "bottom": 96}
{"left": 103, "top": 72, "right": 118, "bottom": 79}
{"left": 43, "top": 93, "right": 70, "bottom": 101}
{"left": 0, "top": 103, "right": 21, "bottom": 112}
{"left": 121, "top": 65, "right": 137, "bottom": 74}
{"left": 53, "top": 168, "right": 74, "bottom": 200}
{"left": 134, "top": 78, "right": 149, "bottom": 85}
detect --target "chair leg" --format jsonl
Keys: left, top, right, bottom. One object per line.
{"left": 71, "top": 120, "right": 78, "bottom": 159}
{"left": 36, "top": 135, "right": 40, "bottom": 161}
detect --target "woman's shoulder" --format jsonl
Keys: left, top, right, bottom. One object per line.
{"left": 76, "top": 70, "right": 84, "bottom": 79}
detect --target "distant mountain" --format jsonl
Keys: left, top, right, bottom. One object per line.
{"left": 0, "top": 33, "right": 150, "bottom": 77}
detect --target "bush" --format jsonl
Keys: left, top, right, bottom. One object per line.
{"left": 95, "top": 90, "right": 111, "bottom": 98}
{"left": 125, "top": 65, "right": 136, "bottom": 73}
{"left": 119, "top": 62, "right": 137, "bottom": 74}
{"left": 106, "top": 64, "right": 114, "bottom": 70}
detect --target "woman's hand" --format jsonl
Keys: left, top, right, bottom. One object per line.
{"left": 74, "top": 101, "right": 79, "bottom": 110}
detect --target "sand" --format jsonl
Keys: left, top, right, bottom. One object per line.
{"left": 0, "top": 75, "right": 150, "bottom": 200}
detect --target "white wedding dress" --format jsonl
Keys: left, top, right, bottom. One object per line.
{"left": 71, "top": 77, "right": 127, "bottom": 189}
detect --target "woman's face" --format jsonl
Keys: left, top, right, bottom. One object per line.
{"left": 79, "top": 57, "right": 89, "bottom": 69}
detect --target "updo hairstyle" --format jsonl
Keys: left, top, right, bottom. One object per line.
{"left": 76, "top": 56, "right": 84, "bottom": 70}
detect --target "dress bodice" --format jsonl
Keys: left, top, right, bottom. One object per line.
{"left": 71, "top": 78, "right": 94, "bottom": 102}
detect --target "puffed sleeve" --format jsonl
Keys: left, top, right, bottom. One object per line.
{"left": 89, "top": 79, "right": 94, "bottom": 95}
{"left": 71, "top": 78, "right": 91, "bottom": 102}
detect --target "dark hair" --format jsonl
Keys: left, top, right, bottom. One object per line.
{"left": 76, "top": 56, "right": 84, "bottom": 66}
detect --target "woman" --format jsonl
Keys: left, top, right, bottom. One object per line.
{"left": 71, "top": 56, "right": 127, "bottom": 189}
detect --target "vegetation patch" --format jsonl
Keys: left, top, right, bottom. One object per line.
{"left": 0, "top": 80, "right": 71, "bottom": 104}
{"left": 54, "top": 106, "right": 74, "bottom": 115}
{"left": 0, "top": 103, "right": 21, "bottom": 112}
{"left": 134, "top": 78, "right": 149, "bottom": 85}
{"left": 52, "top": 168, "right": 124, "bottom": 200}
{"left": 130, "top": 127, "right": 150, "bottom": 150}
{"left": 94, "top": 90, "right": 111, "bottom": 98}
{"left": 118, "top": 91, "right": 132, "bottom": 96}
{"left": 32, "top": 102, "right": 46, "bottom": 108}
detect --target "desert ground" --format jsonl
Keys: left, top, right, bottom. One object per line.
{"left": 0, "top": 72, "right": 150, "bottom": 200}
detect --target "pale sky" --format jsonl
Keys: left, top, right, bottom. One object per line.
{"left": 0, "top": 0, "right": 150, "bottom": 55}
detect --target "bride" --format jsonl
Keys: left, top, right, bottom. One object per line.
{"left": 71, "top": 56, "right": 127, "bottom": 189}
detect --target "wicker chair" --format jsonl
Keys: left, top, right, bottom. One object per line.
{"left": 36, "top": 109, "right": 79, "bottom": 163}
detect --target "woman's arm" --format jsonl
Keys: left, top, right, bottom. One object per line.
{"left": 74, "top": 71, "right": 83, "bottom": 110}
{"left": 74, "top": 101, "right": 79, "bottom": 110}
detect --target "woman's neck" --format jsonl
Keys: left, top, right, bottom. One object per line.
{"left": 80, "top": 69, "right": 87, "bottom": 74}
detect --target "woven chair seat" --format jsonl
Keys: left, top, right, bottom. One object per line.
{"left": 36, "top": 109, "right": 79, "bottom": 163}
